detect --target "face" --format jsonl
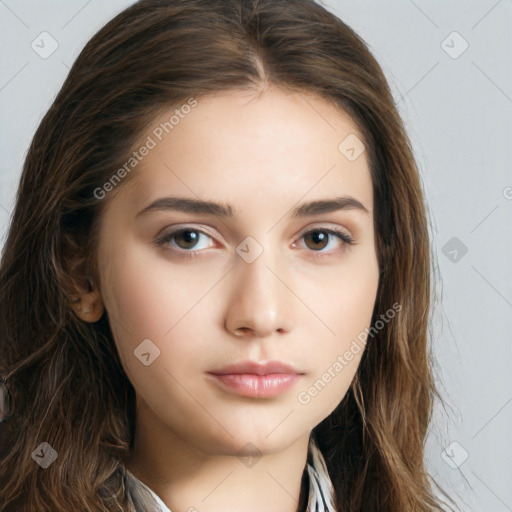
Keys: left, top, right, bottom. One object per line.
{"left": 95, "top": 87, "right": 380, "bottom": 456}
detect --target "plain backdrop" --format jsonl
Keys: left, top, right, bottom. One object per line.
{"left": 1, "top": 1, "right": 511, "bottom": 510}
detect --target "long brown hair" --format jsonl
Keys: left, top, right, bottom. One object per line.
{"left": 0, "top": 0, "right": 458, "bottom": 510}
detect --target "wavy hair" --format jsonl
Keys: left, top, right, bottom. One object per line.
{"left": 0, "top": 0, "right": 458, "bottom": 510}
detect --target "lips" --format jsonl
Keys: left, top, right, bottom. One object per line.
{"left": 206, "top": 360, "right": 304, "bottom": 398}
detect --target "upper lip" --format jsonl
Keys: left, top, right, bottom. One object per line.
{"left": 208, "top": 360, "right": 303, "bottom": 376}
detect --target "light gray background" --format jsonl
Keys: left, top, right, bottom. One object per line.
{"left": 1, "top": 1, "right": 511, "bottom": 511}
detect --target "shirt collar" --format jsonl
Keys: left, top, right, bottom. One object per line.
{"left": 124, "top": 435, "right": 336, "bottom": 512}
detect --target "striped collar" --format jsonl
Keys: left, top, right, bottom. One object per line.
{"left": 124, "top": 435, "right": 336, "bottom": 511}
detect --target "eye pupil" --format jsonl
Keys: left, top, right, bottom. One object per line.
{"left": 305, "top": 230, "right": 328, "bottom": 250}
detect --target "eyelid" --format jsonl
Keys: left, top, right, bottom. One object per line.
{"left": 299, "top": 222, "right": 353, "bottom": 238}
{"left": 155, "top": 223, "right": 218, "bottom": 241}
{"left": 155, "top": 221, "right": 352, "bottom": 239}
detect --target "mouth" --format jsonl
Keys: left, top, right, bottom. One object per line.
{"left": 206, "top": 360, "right": 305, "bottom": 398}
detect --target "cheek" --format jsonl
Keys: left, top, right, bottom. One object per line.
{"left": 297, "top": 250, "right": 378, "bottom": 418}
{"left": 100, "top": 242, "right": 212, "bottom": 341}
{"left": 99, "top": 243, "right": 215, "bottom": 392}
{"left": 322, "top": 246, "right": 379, "bottom": 341}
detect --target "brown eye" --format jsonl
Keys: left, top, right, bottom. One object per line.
{"left": 295, "top": 228, "right": 354, "bottom": 257}
{"left": 303, "top": 230, "right": 330, "bottom": 250}
{"left": 154, "top": 227, "right": 216, "bottom": 253}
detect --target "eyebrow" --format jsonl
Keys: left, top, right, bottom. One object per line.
{"left": 136, "top": 195, "right": 369, "bottom": 219}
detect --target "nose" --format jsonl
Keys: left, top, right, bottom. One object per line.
{"left": 223, "top": 246, "right": 294, "bottom": 339}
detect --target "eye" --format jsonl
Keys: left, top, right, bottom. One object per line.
{"left": 153, "top": 225, "right": 354, "bottom": 258}
{"left": 293, "top": 227, "right": 354, "bottom": 256}
{"left": 154, "top": 227, "right": 216, "bottom": 254}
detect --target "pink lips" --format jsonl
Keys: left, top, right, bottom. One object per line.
{"left": 206, "top": 360, "right": 304, "bottom": 398}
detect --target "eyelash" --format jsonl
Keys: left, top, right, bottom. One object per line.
{"left": 153, "top": 226, "right": 354, "bottom": 260}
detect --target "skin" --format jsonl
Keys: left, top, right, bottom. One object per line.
{"left": 74, "top": 86, "right": 380, "bottom": 512}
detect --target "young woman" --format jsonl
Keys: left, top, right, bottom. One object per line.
{"left": 0, "top": 0, "right": 459, "bottom": 510}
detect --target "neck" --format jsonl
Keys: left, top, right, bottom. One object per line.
{"left": 124, "top": 398, "right": 311, "bottom": 512}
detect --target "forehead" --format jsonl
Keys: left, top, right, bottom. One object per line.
{"left": 120, "top": 87, "right": 373, "bottom": 215}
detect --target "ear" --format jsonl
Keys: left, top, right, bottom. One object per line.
{"left": 71, "top": 282, "right": 104, "bottom": 323}
{"left": 67, "top": 259, "right": 104, "bottom": 323}
{"left": 63, "top": 235, "right": 105, "bottom": 323}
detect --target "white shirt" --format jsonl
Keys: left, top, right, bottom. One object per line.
{"left": 124, "top": 435, "right": 337, "bottom": 511}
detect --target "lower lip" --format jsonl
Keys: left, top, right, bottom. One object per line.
{"left": 207, "top": 373, "right": 301, "bottom": 398}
